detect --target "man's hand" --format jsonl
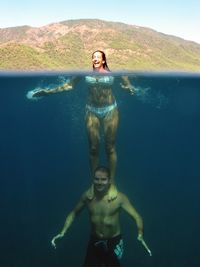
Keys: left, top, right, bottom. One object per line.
{"left": 137, "top": 233, "right": 143, "bottom": 241}
{"left": 137, "top": 233, "right": 152, "bottom": 256}
{"left": 51, "top": 233, "right": 64, "bottom": 249}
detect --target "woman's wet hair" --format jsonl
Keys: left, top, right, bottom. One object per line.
{"left": 92, "top": 50, "right": 110, "bottom": 72}
{"left": 94, "top": 166, "right": 111, "bottom": 179}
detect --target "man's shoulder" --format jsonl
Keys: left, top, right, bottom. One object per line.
{"left": 116, "top": 191, "right": 129, "bottom": 203}
{"left": 77, "top": 191, "right": 89, "bottom": 204}
{"left": 80, "top": 190, "right": 95, "bottom": 204}
{"left": 117, "top": 191, "right": 128, "bottom": 198}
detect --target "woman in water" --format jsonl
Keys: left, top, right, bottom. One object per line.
{"left": 27, "top": 50, "right": 135, "bottom": 199}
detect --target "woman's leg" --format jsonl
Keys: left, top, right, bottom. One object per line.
{"left": 85, "top": 112, "right": 101, "bottom": 176}
{"left": 104, "top": 108, "right": 119, "bottom": 182}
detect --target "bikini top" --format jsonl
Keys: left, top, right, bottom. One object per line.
{"left": 85, "top": 76, "right": 114, "bottom": 86}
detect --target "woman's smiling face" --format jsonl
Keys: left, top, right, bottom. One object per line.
{"left": 92, "top": 51, "right": 105, "bottom": 71}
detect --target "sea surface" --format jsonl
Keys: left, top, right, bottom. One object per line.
{"left": 0, "top": 71, "right": 200, "bottom": 267}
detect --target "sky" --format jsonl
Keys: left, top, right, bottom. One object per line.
{"left": 1, "top": 0, "right": 200, "bottom": 44}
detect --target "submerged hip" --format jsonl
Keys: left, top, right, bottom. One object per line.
{"left": 86, "top": 101, "right": 117, "bottom": 119}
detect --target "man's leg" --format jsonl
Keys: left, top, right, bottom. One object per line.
{"left": 105, "top": 235, "right": 124, "bottom": 267}
{"left": 83, "top": 237, "right": 102, "bottom": 267}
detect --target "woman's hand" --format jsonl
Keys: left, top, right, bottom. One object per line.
{"left": 120, "top": 83, "right": 135, "bottom": 95}
{"left": 26, "top": 88, "right": 48, "bottom": 100}
{"left": 108, "top": 184, "right": 118, "bottom": 201}
{"left": 32, "top": 89, "right": 49, "bottom": 97}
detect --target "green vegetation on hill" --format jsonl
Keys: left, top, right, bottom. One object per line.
{"left": 0, "top": 19, "right": 200, "bottom": 71}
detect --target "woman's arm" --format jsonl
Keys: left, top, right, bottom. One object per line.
{"left": 26, "top": 77, "right": 80, "bottom": 99}
{"left": 120, "top": 76, "right": 136, "bottom": 95}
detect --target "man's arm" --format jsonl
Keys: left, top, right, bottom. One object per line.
{"left": 51, "top": 192, "right": 87, "bottom": 248}
{"left": 120, "top": 193, "right": 152, "bottom": 256}
{"left": 120, "top": 193, "right": 143, "bottom": 237}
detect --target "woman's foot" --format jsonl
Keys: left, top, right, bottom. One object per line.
{"left": 86, "top": 183, "right": 118, "bottom": 201}
{"left": 108, "top": 183, "right": 118, "bottom": 201}
{"left": 86, "top": 184, "right": 94, "bottom": 200}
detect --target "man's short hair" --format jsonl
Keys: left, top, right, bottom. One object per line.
{"left": 94, "top": 166, "right": 111, "bottom": 179}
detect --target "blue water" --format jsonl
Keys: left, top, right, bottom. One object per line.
{"left": 1, "top": 72, "right": 200, "bottom": 267}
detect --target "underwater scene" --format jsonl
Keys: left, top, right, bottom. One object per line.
{"left": 1, "top": 71, "right": 200, "bottom": 267}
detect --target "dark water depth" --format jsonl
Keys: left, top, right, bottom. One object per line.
{"left": 0, "top": 72, "right": 200, "bottom": 267}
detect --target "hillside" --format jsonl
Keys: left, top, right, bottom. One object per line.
{"left": 0, "top": 19, "right": 200, "bottom": 71}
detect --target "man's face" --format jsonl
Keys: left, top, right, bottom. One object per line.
{"left": 94, "top": 170, "right": 110, "bottom": 193}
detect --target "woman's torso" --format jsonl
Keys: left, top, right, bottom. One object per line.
{"left": 85, "top": 75, "right": 115, "bottom": 107}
